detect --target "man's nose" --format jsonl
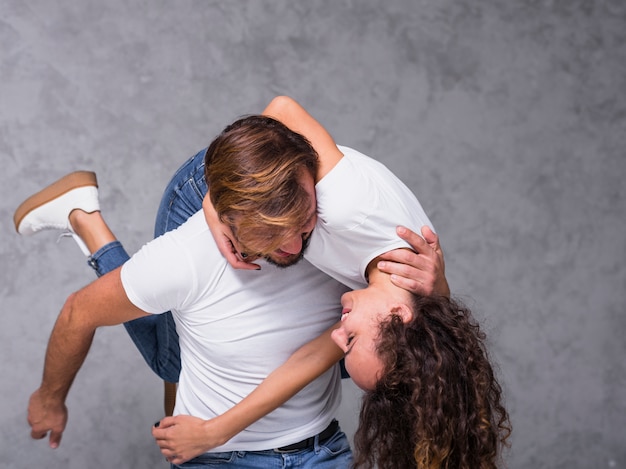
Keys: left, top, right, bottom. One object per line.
{"left": 279, "top": 235, "right": 303, "bottom": 255}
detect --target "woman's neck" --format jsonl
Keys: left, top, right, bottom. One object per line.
{"left": 366, "top": 262, "right": 412, "bottom": 302}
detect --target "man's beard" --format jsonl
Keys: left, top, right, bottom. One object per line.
{"left": 264, "top": 234, "right": 311, "bottom": 269}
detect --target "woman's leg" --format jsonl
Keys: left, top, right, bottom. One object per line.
{"left": 90, "top": 148, "right": 209, "bottom": 386}
{"left": 153, "top": 148, "right": 208, "bottom": 237}
{"left": 148, "top": 148, "right": 208, "bottom": 414}
{"left": 14, "top": 151, "right": 208, "bottom": 386}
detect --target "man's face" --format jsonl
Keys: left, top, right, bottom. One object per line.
{"left": 236, "top": 170, "right": 318, "bottom": 268}
{"left": 263, "top": 231, "right": 312, "bottom": 268}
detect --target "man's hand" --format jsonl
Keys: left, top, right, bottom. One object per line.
{"left": 28, "top": 388, "right": 68, "bottom": 449}
{"left": 153, "top": 415, "right": 230, "bottom": 465}
{"left": 202, "top": 196, "right": 261, "bottom": 270}
{"left": 377, "top": 225, "right": 450, "bottom": 297}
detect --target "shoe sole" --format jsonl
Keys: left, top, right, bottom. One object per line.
{"left": 13, "top": 171, "right": 98, "bottom": 233}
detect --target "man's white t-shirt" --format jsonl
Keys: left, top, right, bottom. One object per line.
{"left": 121, "top": 211, "right": 349, "bottom": 451}
{"left": 120, "top": 144, "right": 433, "bottom": 451}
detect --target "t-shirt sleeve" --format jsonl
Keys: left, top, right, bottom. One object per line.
{"left": 121, "top": 232, "right": 198, "bottom": 315}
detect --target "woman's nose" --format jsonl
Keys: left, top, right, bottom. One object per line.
{"left": 330, "top": 326, "right": 349, "bottom": 353}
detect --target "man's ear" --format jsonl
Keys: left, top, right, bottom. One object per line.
{"left": 390, "top": 303, "right": 413, "bottom": 323}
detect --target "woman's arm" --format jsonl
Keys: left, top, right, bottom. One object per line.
{"left": 262, "top": 95, "right": 343, "bottom": 181}
{"left": 152, "top": 322, "right": 344, "bottom": 465}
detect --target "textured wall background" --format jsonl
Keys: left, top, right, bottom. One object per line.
{"left": 1, "top": 1, "right": 624, "bottom": 468}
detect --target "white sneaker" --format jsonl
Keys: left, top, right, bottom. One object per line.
{"left": 14, "top": 171, "right": 100, "bottom": 254}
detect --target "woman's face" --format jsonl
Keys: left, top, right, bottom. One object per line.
{"left": 330, "top": 284, "right": 412, "bottom": 390}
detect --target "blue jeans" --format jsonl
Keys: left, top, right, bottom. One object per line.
{"left": 87, "top": 148, "right": 208, "bottom": 383}
{"left": 173, "top": 426, "right": 353, "bottom": 469}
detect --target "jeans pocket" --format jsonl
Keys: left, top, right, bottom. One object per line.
{"left": 318, "top": 429, "right": 352, "bottom": 457}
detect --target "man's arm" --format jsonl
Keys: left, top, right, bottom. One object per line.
{"left": 152, "top": 322, "right": 343, "bottom": 465}
{"left": 377, "top": 225, "right": 450, "bottom": 297}
{"left": 28, "top": 267, "right": 149, "bottom": 448}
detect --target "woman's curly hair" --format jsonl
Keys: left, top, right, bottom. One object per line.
{"left": 353, "top": 295, "right": 511, "bottom": 469}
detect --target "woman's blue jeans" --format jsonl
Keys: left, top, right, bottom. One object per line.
{"left": 87, "top": 149, "right": 208, "bottom": 383}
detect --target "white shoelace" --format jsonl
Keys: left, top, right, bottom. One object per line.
{"left": 57, "top": 231, "right": 91, "bottom": 257}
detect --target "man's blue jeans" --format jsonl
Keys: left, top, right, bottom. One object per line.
{"left": 87, "top": 148, "right": 208, "bottom": 383}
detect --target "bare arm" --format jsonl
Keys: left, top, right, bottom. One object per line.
{"left": 262, "top": 95, "right": 343, "bottom": 182}
{"left": 28, "top": 267, "right": 149, "bottom": 448}
{"left": 152, "top": 322, "right": 344, "bottom": 465}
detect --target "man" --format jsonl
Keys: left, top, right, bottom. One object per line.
{"left": 17, "top": 97, "right": 447, "bottom": 467}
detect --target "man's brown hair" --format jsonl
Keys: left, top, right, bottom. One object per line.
{"left": 204, "top": 115, "right": 318, "bottom": 256}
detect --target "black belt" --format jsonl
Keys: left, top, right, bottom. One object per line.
{"left": 275, "top": 419, "right": 339, "bottom": 453}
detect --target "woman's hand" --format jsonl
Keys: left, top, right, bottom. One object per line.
{"left": 202, "top": 196, "right": 261, "bottom": 270}
{"left": 152, "top": 414, "right": 231, "bottom": 465}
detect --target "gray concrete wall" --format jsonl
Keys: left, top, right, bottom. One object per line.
{"left": 1, "top": 1, "right": 624, "bottom": 467}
